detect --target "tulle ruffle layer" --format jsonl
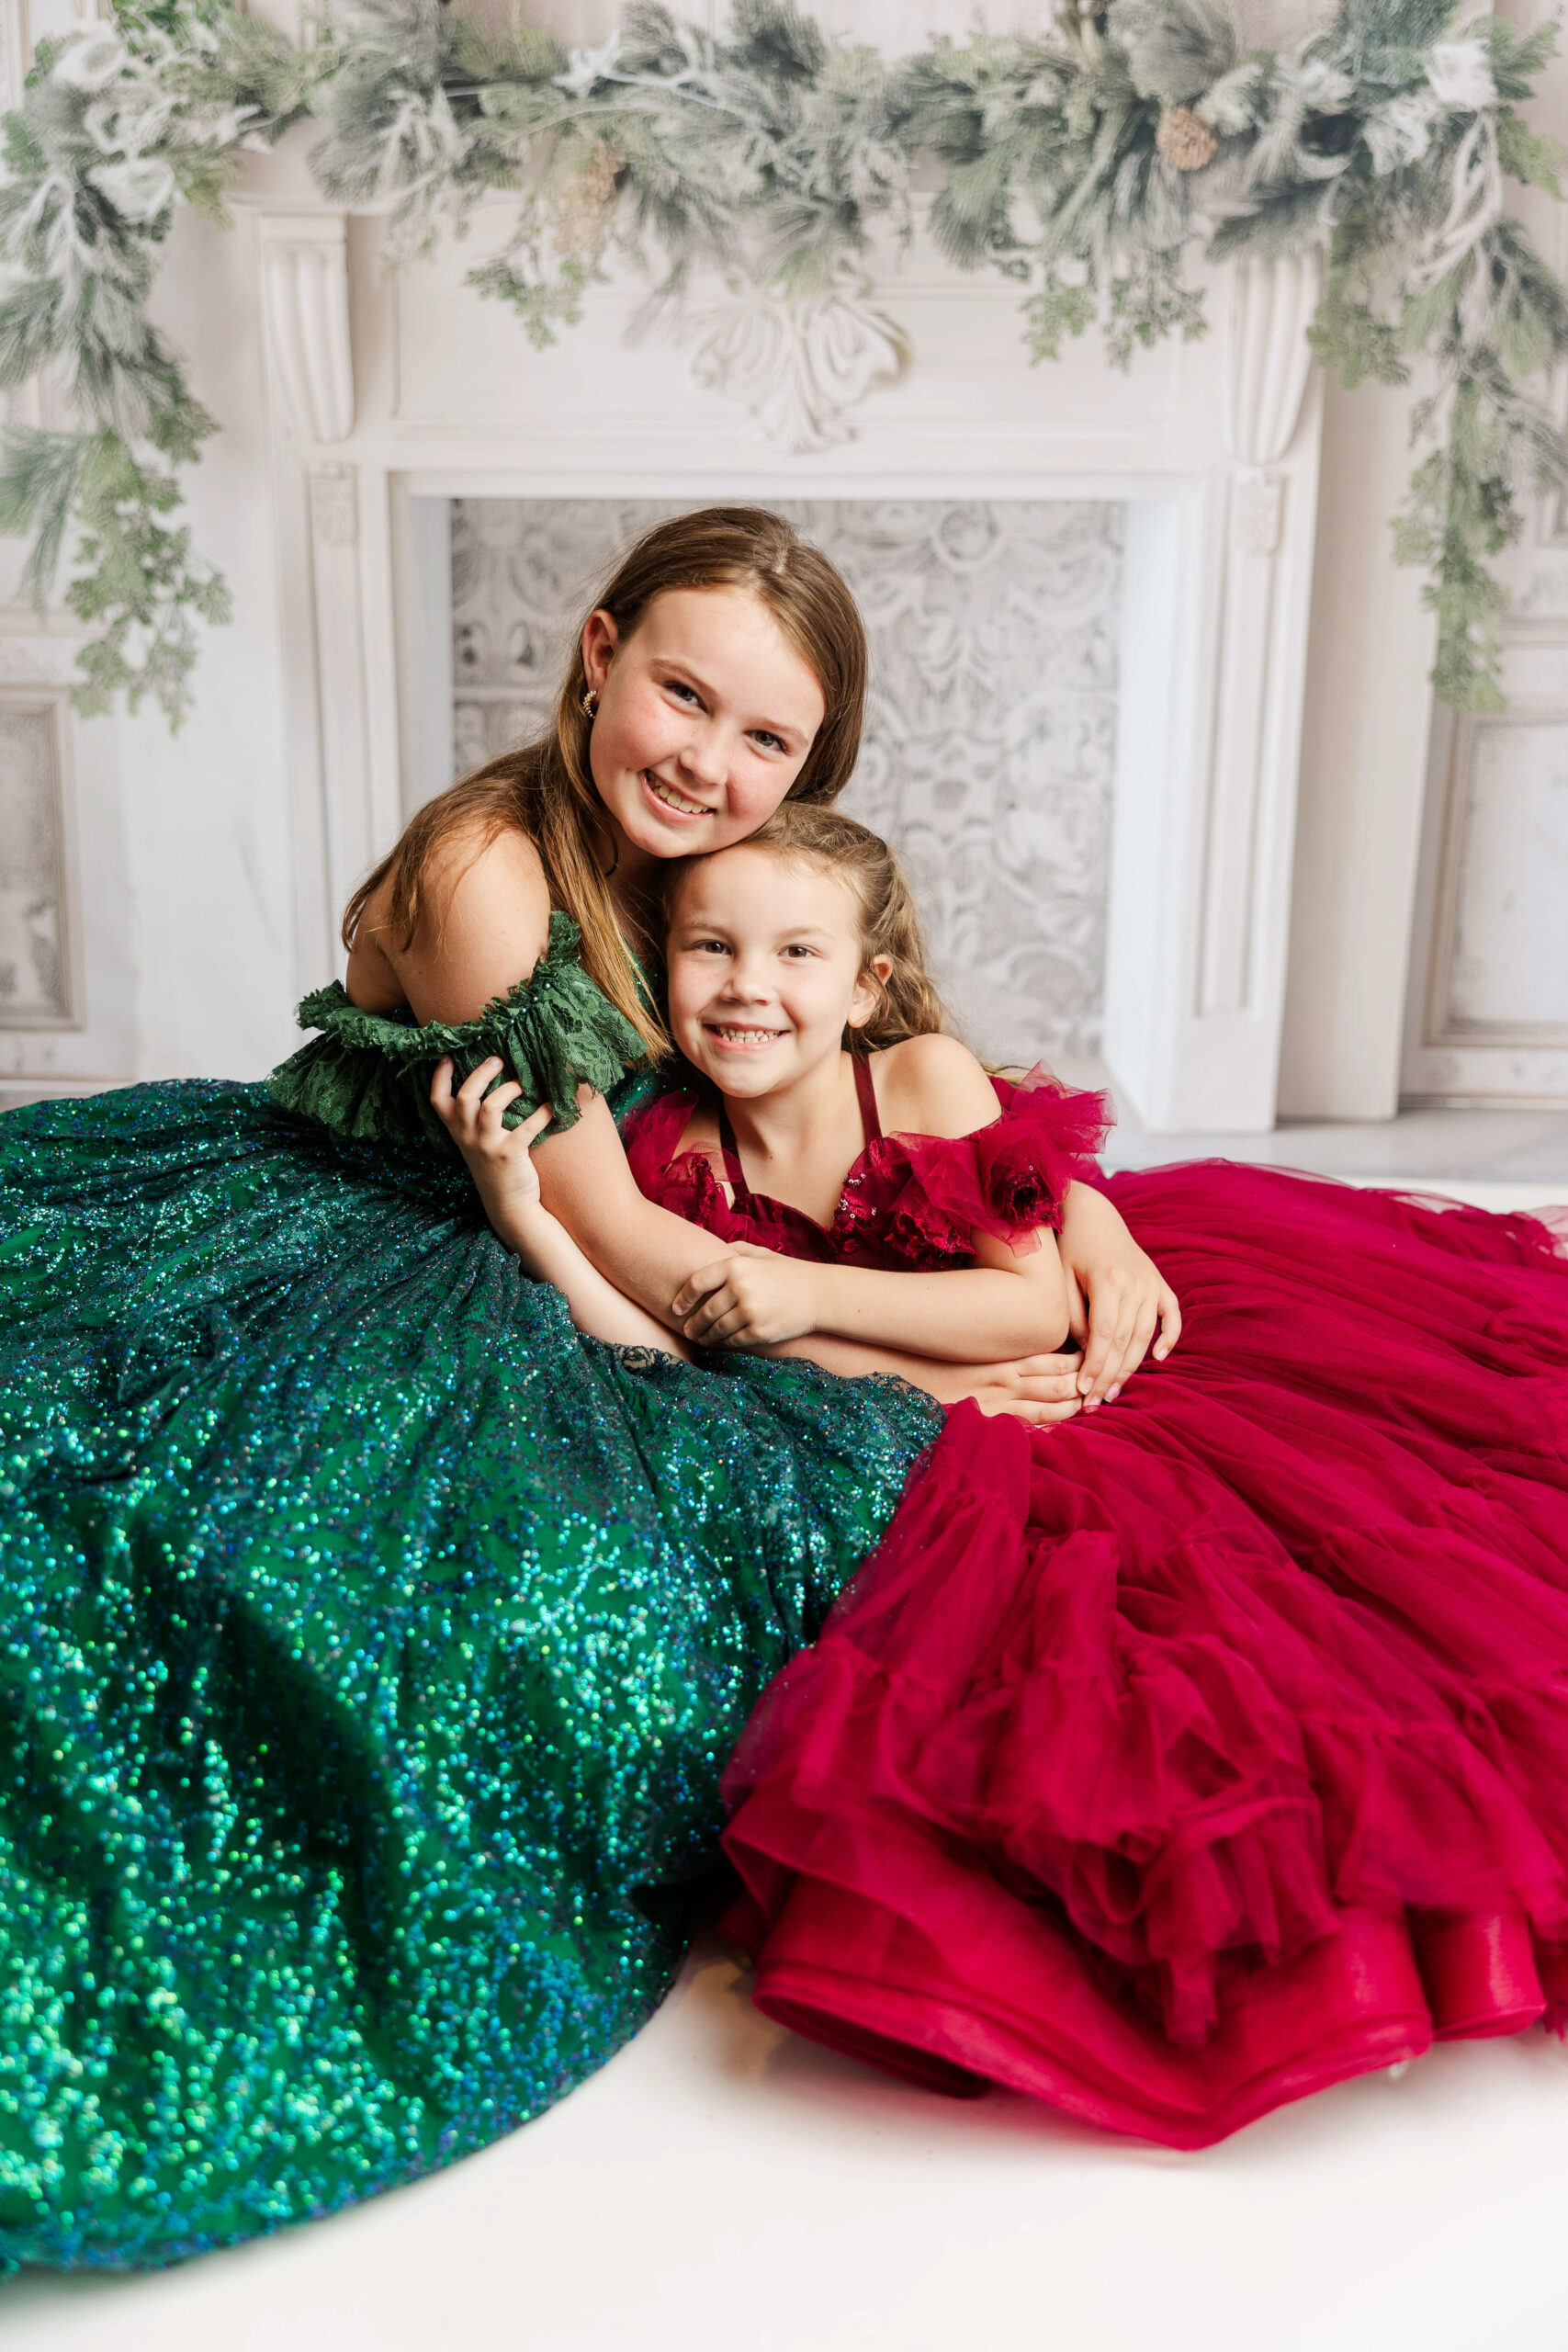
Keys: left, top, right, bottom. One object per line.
{"left": 720, "top": 1162, "right": 1568, "bottom": 2146}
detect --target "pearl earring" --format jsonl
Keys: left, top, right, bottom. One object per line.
{"left": 581, "top": 687, "right": 599, "bottom": 718}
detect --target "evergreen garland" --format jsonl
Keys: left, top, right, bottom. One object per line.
{"left": 0, "top": 3, "right": 317, "bottom": 719}
{"left": 1, "top": 0, "right": 1564, "bottom": 722}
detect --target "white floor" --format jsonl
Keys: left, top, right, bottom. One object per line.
{"left": 6, "top": 1935, "right": 1568, "bottom": 2352}
{"left": 6, "top": 1139, "right": 1568, "bottom": 2348}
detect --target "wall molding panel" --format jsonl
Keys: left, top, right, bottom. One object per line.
{"left": 1404, "top": 701, "right": 1568, "bottom": 1102}
{"left": 0, "top": 690, "right": 76, "bottom": 1030}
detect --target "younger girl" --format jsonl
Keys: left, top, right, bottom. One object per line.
{"left": 443, "top": 803, "right": 1568, "bottom": 2153}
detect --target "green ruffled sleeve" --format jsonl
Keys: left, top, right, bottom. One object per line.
{"left": 267, "top": 910, "right": 649, "bottom": 1155}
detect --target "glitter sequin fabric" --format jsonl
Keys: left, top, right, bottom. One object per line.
{"left": 0, "top": 1078, "right": 940, "bottom": 2270}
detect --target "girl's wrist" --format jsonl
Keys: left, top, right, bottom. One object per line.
{"left": 490, "top": 1191, "right": 556, "bottom": 1268}
{"left": 801, "top": 1261, "right": 830, "bottom": 1338}
{"left": 508, "top": 1194, "right": 555, "bottom": 1239}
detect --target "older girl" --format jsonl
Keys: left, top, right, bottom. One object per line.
{"left": 0, "top": 507, "right": 1171, "bottom": 2271}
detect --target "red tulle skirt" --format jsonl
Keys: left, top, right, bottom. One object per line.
{"left": 720, "top": 1164, "right": 1568, "bottom": 2147}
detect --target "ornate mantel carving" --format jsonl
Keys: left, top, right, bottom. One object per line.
{"left": 672, "top": 276, "right": 909, "bottom": 456}
{"left": 1224, "top": 250, "right": 1324, "bottom": 536}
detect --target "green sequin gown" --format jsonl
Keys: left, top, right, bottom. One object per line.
{"left": 0, "top": 916, "right": 940, "bottom": 2271}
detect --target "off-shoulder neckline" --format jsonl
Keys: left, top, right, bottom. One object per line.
{"left": 299, "top": 910, "right": 584, "bottom": 1046}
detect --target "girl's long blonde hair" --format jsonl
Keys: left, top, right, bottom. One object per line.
{"left": 344, "top": 507, "right": 869, "bottom": 1057}
{"left": 666, "top": 803, "right": 949, "bottom": 1052}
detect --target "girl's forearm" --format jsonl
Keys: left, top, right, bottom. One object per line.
{"left": 799, "top": 1262, "right": 1070, "bottom": 1363}
{"left": 533, "top": 1098, "right": 753, "bottom": 1329}
{"left": 504, "top": 1197, "right": 692, "bottom": 1354}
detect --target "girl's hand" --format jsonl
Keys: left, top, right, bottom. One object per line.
{"left": 430, "top": 1055, "right": 552, "bottom": 1212}
{"left": 953, "top": 1351, "right": 1086, "bottom": 1428}
{"left": 1057, "top": 1183, "right": 1180, "bottom": 1409}
{"left": 671, "top": 1248, "right": 820, "bottom": 1349}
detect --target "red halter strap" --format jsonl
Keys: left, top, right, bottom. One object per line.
{"left": 716, "top": 1055, "right": 881, "bottom": 1193}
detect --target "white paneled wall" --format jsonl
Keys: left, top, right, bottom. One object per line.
{"left": 1398, "top": 0, "right": 1568, "bottom": 1106}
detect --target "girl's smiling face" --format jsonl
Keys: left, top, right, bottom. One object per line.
{"left": 581, "top": 588, "right": 826, "bottom": 875}
{"left": 666, "top": 844, "right": 890, "bottom": 1099}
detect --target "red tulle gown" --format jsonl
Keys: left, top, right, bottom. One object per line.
{"left": 624, "top": 1064, "right": 1568, "bottom": 2147}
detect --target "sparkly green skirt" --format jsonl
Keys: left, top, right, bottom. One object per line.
{"left": 0, "top": 1083, "right": 939, "bottom": 2270}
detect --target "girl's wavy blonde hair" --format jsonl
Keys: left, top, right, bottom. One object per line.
{"left": 664, "top": 803, "right": 949, "bottom": 1052}
{"left": 343, "top": 507, "right": 868, "bottom": 1058}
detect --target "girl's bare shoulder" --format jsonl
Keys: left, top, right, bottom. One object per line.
{"left": 351, "top": 821, "right": 552, "bottom": 1024}
{"left": 872, "top": 1033, "right": 998, "bottom": 1141}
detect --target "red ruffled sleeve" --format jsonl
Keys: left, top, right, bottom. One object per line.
{"left": 869, "top": 1066, "right": 1111, "bottom": 1258}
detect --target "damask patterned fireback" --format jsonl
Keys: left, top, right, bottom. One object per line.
{"left": 451, "top": 499, "right": 1122, "bottom": 1061}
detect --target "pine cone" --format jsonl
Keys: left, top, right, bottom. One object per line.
{"left": 1155, "top": 106, "right": 1217, "bottom": 172}
{"left": 549, "top": 144, "right": 625, "bottom": 261}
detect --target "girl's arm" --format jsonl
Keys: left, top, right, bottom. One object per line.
{"left": 533, "top": 1089, "right": 815, "bottom": 1332}
{"left": 766, "top": 1333, "right": 1086, "bottom": 1426}
{"left": 673, "top": 1231, "right": 1069, "bottom": 1363}
{"left": 349, "top": 820, "right": 558, "bottom": 1019}
{"left": 362, "top": 829, "right": 781, "bottom": 1334}
{"left": 434, "top": 1077, "right": 693, "bottom": 1355}
{"left": 529, "top": 1210, "right": 693, "bottom": 1353}
{"left": 1057, "top": 1181, "right": 1182, "bottom": 1407}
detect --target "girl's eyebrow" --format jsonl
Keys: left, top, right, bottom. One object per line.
{"left": 645, "top": 653, "right": 808, "bottom": 749}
